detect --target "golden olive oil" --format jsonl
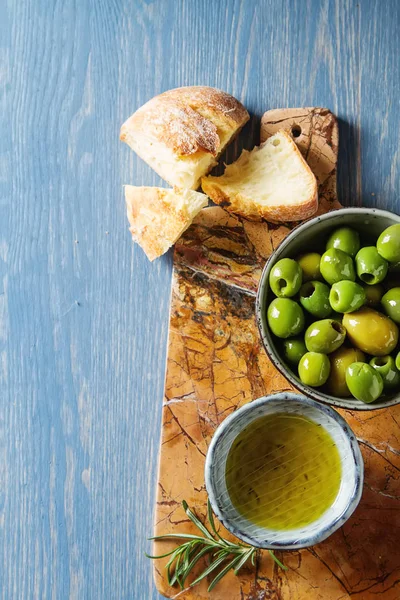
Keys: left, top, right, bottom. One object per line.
{"left": 225, "top": 413, "right": 341, "bottom": 530}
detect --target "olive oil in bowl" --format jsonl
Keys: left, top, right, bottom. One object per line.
{"left": 205, "top": 393, "right": 364, "bottom": 549}
{"left": 225, "top": 413, "right": 342, "bottom": 530}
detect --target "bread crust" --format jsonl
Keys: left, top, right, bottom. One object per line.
{"left": 120, "top": 86, "right": 249, "bottom": 157}
{"left": 201, "top": 180, "right": 318, "bottom": 222}
{"left": 201, "top": 130, "right": 318, "bottom": 223}
{"left": 125, "top": 186, "right": 208, "bottom": 261}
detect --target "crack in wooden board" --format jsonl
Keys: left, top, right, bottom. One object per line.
{"left": 153, "top": 108, "right": 400, "bottom": 599}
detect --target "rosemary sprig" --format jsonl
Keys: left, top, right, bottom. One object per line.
{"left": 146, "top": 499, "right": 287, "bottom": 592}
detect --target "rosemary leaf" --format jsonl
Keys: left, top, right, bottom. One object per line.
{"left": 165, "top": 546, "right": 184, "bottom": 569}
{"left": 182, "top": 543, "right": 193, "bottom": 572}
{"left": 207, "top": 500, "right": 225, "bottom": 542}
{"left": 166, "top": 548, "right": 183, "bottom": 586}
{"left": 149, "top": 533, "right": 205, "bottom": 542}
{"left": 147, "top": 499, "right": 287, "bottom": 591}
{"left": 183, "top": 500, "right": 215, "bottom": 541}
{"left": 145, "top": 549, "right": 176, "bottom": 560}
{"left": 233, "top": 547, "right": 256, "bottom": 575}
{"left": 180, "top": 545, "right": 213, "bottom": 583}
{"left": 207, "top": 500, "right": 239, "bottom": 548}
{"left": 214, "top": 548, "right": 228, "bottom": 559}
{"left": 170, "top": 550, "right": 183, "bottom": 588}
{"left": 189, "top": 553, "right": 229, "bottom": 587}
{"left": 208, "top": 555, "right": 243, "bottom": 591}
{"left": 269, "top": 549, "right": 288, "bottom": 571}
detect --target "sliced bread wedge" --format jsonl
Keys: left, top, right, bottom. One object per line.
{"left": 125, "top": 186, "right": 208, "bottom": 261}
{"left": 120, "top": 87, "right": 249, "bottom": 190}
{"left": 201, "top": 130, "right": 318, "bottom": 222}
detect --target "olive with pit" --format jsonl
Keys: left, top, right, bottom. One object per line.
{"left": 381, "top": 287, "right": 400, "bottom": 324}
{"left": 267, "top": 298, "right": 305, "bottom": 338}
{"left": 355, "top": 246, "right": 388, "bottom": 285}
{"left": 282, "top": 337, "right": 307, "bottom": 365}
{"left": 296, "top": 253, "right": 322, "bottom": 282}
{"left": 377, "top": 224, "right": 400, "bottom": 263}
{"left": 369, "top": 356, "right": 400, "bottom": 390}
{"left": 342, "top": 308, "right": 399, "bottom": 356}
{"left": 320, "top": 248, "right": 356, "bottom": 285}
{"left": 305, "top": 319, "right": 346, "bottom": 354}
{"left": 299, "top": 281, "right": 332, "bottom": 318}
{"left": 329, "top": 280, "right": 366, "bottom": 313}
{"left": 327, "top": 347, "right": 366, "bottom": 397}
{"left": 269, "top": 258, "right": 302, "bottom": 297}
{"left": 298, "top": 352, "right": 331, "bottom": 387}
{"left": 326, "top": 226, "right": 360, "bottom": 257}
{"left": 346, "top": 362, "right": 384, "bottom": 403}
{"left": 362, "top": 283, "right": 384, "bottom": 306}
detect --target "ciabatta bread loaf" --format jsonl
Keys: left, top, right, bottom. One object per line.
{"left": 125, "top": 186, "right": 208, "bottom": 261}
{"left": 201, "top": 130, "right": 318, "bottom": 222}
{"left": 120, "top": 87, "right": 249, "bottom": 190}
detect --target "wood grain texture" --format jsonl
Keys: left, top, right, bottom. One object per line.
{"left": 2, "top": 1, "right": 400, "bottom": 599}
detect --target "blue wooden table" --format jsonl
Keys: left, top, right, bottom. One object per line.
{"left": 2, "top": 1, "right": 400, "bottom": 598}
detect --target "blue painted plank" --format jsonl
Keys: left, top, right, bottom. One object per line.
{"left": 1, "top": 0, "right": 400, "bottom": 598}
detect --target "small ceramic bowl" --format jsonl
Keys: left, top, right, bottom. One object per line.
{"left": 205, "top": 392, "right": 363, "bottom": 550}
{"left": 256, "top": 207, "right": 400, "bottom": 410}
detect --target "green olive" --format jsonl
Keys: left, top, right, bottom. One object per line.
{"left": 381, "top": 287, "right": 400, "bottom": 324}
{"left": 299, "top": 281, "right": 332, "bottom": 318}
{"left": 342, "top": 308, "right": 399, "bottom": 356}
{"left": 298, "top": 352, "right": 331, "bottom": 387}
{"left": 326, "top": 226, "right": 360, "bottom": 257}
{"left": 282, "top": 337, "right": 307, "bottom": 365}
{"left": 269, "top": 258, "right": 302, "bottom": 297}
{"left": 355, "top": 246, "right": 388, "bottom": 285}
{"left": 396, "top": 352, "right": 400, "bottom": 371}
{"left": 267, "top": 298, "right": 305, "bottom": 338}
{"left": 296, "top": 253, "right": 322, "bottom": 282}
{"left": 362, "top": 283, "right": 384, "bottom": 306}
{"left": 305, "top": 319, "right": 346, "bottom": 354}
{"left": 320, "top": 248, "right": 356, "bottom": 285}
{"left": 345, "top": 362, "right": 384, "bottom": 403}
{"left": 377, "top": 224, "right": 400, "bottom": 263}
{"left": 329, "top": 280, "right": 366, "bottom": 313}
{"left": 327, "top": 347, "right": 366, "bottom": 397}
{"left": 369, "top": 356, "right": 400, "bottom": 390}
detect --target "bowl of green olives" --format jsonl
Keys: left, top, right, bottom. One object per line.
{"left": 256, "top": 208, "right": 400, "bottom": 409}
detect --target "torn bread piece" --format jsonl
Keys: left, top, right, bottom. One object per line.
{"left": 201, "top": 130, "right": 318, "bottom": 222}
{"left": 125, "top": 186, "right": 208, "bottom": 261}
{"left": 120, "top": 86, "right": 249, "bottom": 190}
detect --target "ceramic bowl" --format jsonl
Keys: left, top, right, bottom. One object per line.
{"left": 256, "top": 207, "right": 400, "bottom": 410}
{"left": 205, "top": 392, "right": 363, "bottom": 550}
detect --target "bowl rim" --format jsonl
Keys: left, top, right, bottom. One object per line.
{"left": 255, "top": 207, "right": 400, "bottom": 411}
{"left": 205, "top": 392, "right": 364, "bottom": 550}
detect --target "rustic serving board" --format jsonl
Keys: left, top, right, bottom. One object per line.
{"left": 153, "top": 108, "right": 400, "bottom": 600}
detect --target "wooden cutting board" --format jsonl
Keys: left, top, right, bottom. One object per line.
{"left": 153, "top": 108, "right": 400, "bottom": 600}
